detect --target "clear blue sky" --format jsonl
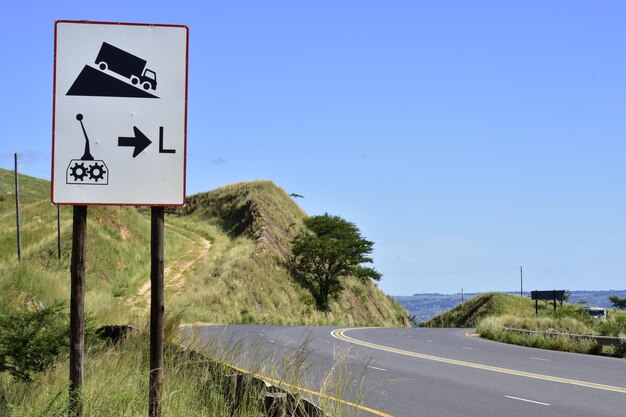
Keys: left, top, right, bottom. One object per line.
{"left": 2, "top": 1, "right": 625, "bottom": 295}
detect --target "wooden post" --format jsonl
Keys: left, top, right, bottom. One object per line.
{"left": 223, "top": 373, "right": 255, "bottom": 414}
{"left": 70, "top": 206, "right": 87, "bottom": 417}
{"left": 223, "top": 373, "right": 239, "bottom": 414}
{"left": 57, "top": 205, "right": 62, "bottom": 260}
{"left": 14, "top": 153, "right": 21, "bottom": 261}
{"left": 149, "top": 207, "right": 165, "bottom": 417}
{"left": 519, "top": 266, "right": 524, "bottom": 298}
{"left": 264, "top": 392, "right": 287, "bottom": 417}
{"left": 287, "top": 392, "right": 307, "bottom": 417}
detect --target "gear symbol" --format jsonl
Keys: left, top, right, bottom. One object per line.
{"left": 69, "top": 163, "right": 88, "bottom": 181}
{"left": 88, "top": 163, "right": 106, "bottom": 182}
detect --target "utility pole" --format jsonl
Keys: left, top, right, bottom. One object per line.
{"left": 461, "top": 288, "right": 464, "bottom": 302}
{"left": 519, "top": 266, "right": 524, "bottom": 298}
{"left": 14, "top": 153, "right": 21, "bottom": 261}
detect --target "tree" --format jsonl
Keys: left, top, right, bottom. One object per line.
{"left": 608, "top": 296, "right": 626, "bottom": 310}
{"left": 562, "top": 290, "right": 571, "bottom": 303}
{"left": 290, "top": 213, "right": 381, "bottom": 311}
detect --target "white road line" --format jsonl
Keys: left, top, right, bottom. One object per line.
{"left": 427, "top": 340, "right": 433, "bottom": 343}
{"left": 367, "top": 365, "right": 387, "bottom": 371}
{"left": 530, "top": 357, "right": 550, "bottom": 362}
{"left": 504, "top": 395, "right": 550, "bottom": 406}
{"left": 462, "top": 346, "right": 472, "bottom": 350}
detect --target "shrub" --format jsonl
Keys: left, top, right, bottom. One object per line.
{"left": 0, "top": 302, "right": 70, "bottom": 382}
{"left": 476, "top": 316, "right": 602, "bottom": 355}
{"left": 0, "top": 302, "right": 100, "bottom": 382}
{"left": 597, "top": 315, "right": 626, "bottom": 337}
{"left": 612, "top": 341, "right": 626, "bottom": 359}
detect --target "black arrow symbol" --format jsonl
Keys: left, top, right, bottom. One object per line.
{"left": 118, "top": 127, "right": 152, "bottom": 158}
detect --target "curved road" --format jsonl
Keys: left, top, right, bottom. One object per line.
{"left": 186, "top": 325, "right": 626, "bottom": 417}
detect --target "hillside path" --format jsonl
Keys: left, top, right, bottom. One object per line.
{"left": 127, "top": 223, "right": 211, "bottom": 312}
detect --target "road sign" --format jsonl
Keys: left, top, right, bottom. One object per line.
{"left": 52, "top": 20, "right": 188, "bottom": 206}
{"left": 531, "top": 290, "right": 566, "bottom": 301}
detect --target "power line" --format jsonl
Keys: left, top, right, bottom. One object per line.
{"left": 384, "top": 267, "right": 518, "bottom": 276}
{"left": 16, "top": 154, "right": 49, "bottom": 175}
{"left": 462, "top": 269, "right": 518, "bottom": 291}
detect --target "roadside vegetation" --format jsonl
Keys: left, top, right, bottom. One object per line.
{"left": 0, "top": 312, "right": 363, "bottom": 416}
{"left": 0, "top": 168, "right": 407, "bottom": 414}
{"left": 423, "top": 292, "right": 626, "bottom": 357}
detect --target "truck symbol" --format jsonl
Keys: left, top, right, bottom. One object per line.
{"left": 95, "top": 42, "right": 158, "bottom": 91}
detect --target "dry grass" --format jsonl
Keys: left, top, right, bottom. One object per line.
{"left": 0, "top": 169, "right": 407, "bottom": 327}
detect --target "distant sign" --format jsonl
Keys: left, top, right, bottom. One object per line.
{"left": 52, "top": 20, "right": 188, "bottom": 206}
{"left": 531, "top": 290, "right": 566, "bottom": 301}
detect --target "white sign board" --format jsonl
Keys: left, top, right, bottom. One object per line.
{"left": 52, "top": 20, "right": 188, "bottom": 206}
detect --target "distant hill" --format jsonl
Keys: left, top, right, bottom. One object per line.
{"left": 395, "top": 290, "right": 626, "bottom": 323}
{"left": 566, "top": 290, "right": 626, "bottom": 308}
{"left": 419, "top": 292, "right": 533, "bottom": 328}
{"left": 395, "top": 293, "right": 469, "bottom": 323}
{"left": 0, "top": 168, "right": 408, "bottom": 327}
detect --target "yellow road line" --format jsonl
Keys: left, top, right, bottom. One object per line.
{"left": 331, "top": 328, "right": 626, "bottom": 394}
{"left": 183, "top": 325, "right": 393, "bottom": 416}
{"left": 229, "top": 363, "right": 394, "bottom": 417}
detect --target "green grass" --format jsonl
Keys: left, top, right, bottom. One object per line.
{"left": 421, "top": 292, "right": 535, "bottom": 328}
{"left": 1, "top": 169, "right": 408, "bottom": 415}
{"left": 0, "top": 315, "right": 372, "bottom": 417}
{"left": 476, "top": 318, "right": 603, "bottom": 355}
{"left": 0, "top": 316, "right": 257, "bottom": 416}
{"left": 423, "top": 292, "right": 626, "bottom": 357}
{"left": 0, "top": 169, "right": 407, "bottom": 328}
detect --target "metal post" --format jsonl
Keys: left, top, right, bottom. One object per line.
{"left": 14, "top": 153, "right": 21, "bottom": 261}
{"left": 70, "top": 206, "right": 87, "bottom": 417}
{"left": 149, "top": 207, "right": 165, "bottom": 417}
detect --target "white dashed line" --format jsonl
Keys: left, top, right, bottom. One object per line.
{"left": 530, "top": 357, "right": 550, "bottom": 362}
{"left": 504, "top": 395, "right": 550, "bottom": 406}
{"left": 367, "top": 365, "right": 387, "bottom": 371}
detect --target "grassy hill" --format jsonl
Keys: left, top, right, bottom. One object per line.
{"left": 0, "top": 168, "right": 408, "bottom": 327}
{"left": 422, "top": 292, "right": 626, "bottom": 356}
{"left": 397, "top": 290, "right": 626, "bottom": 323}
{"left": 420, "top": 292, "right": 536, "bottom": 328}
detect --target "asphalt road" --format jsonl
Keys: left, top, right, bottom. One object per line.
{"left": 185, "top": 325, "right": 626, "bottom": 417}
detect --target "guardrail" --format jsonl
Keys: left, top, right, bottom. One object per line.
{"left": 503, "top": 327, "right": 625, "bottom": 347}
{"left": 223, "top": 372, "right": 326, "bottom": 417}
{"left": 176, "top": 345, "right": 327, "bottom": 417}
{"left": 98, "top": 326, "right": 329, "bottom": 416}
